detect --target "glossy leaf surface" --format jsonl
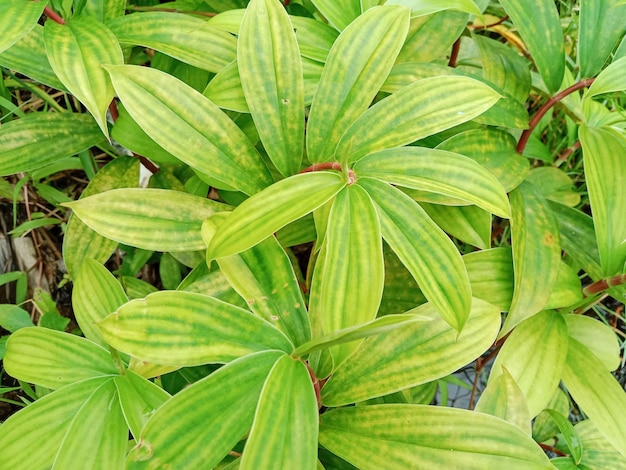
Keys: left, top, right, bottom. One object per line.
{"left": 238, "top": 0, "right": 304, "bottom": 176}
{"left": 319, "top": 405, "right": 553, "bottom": 469}
{"left": 307, "top": 5, "right": 410, "bottom": 163}
{"left": 337, "top": 76, "right": 501, "bottom": 163}
{"left": 241, "top": 356, "right": 318, "bottom": 470}
{"left": 65, "top": 188, "right": 230, "bottom": 252}
{"left": 207, "top": 172, "right": 345, "bottom": 259}
{"left": 126, "top": 351, "right": 284, "bottom": 469}
{"left": 498, "top": 0, "right": 564, "bottom": 93}
{"left": 44, "top": 15, "right": 123, "bottom": 137}
{"left": 4, "top": 327, "right": 117, "bottom": 390}
{"left": 0, "top": 113, "right": 103, "bottom": 176}
{"left": 322, "top": 298, "right": 500, "bottom": 406}
{"left": 98, "top": 291, "right": 293, "bottom": 366}
{"left": 105, "top": 64, "right": 272, "bottom": 195}
{"left": 359, "top": 177, "right": 471, "bottom": 331}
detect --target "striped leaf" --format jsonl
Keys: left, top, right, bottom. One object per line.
{"left": 98, "top": 291, "right": 293, "bottom": 366}
{"left": 475, "top": 368, "right": 532, "bottom": 435}
{"left": 204, "top": 221, "right": 311, "bottom": 347}
{"left": 0, "top": 25, "right": 65, "bottom": 90}
{"left": 501, "top": 181, "right": 561, "bottom": 336}
{"left": 579, "top": 125, "right": 626, "bottom": 276}
{"left": 306, "top": 5, "right": 410, "bottom": 163}
{"left": 354, "top": 147, "right": 510, "bottom": 218}
{"left": 562, "top": 338, "right": 626, "bottom": 455}
{"left": 83, "top": 0, "right": 126, "bottom": 22}
{"left": 0, "top": 0, "right": 46, "bottom": 53}
{"left": 64, "top": 188, "right": 230, "bottom": 252}
{"left": 386, "top": 0, "right": 482, "bottom": 17}
{"left": 498, "top": 0, "right": 564, "bottom": 93}
{"left": 203, "top": 60, "right": 249, "bottom": 113}
{"left": 321, "top": 298, "right": 500, "bottom": 406}
{"left": 126, "top": 351, "right": 284, "bottom": 469}
{"left": 579, "top": 0, "right": 626, "bottom": 78}
{"left": 564, "top": 314, "right": 621, "bottom": 372}
{"left": 114, "top": 370, "right": 171, "bottom": 440}
{"left": 490, "top": 311, "right": 568, "bottom": 418}
{"left": 238, "top": 0, "right": 304, "bottom": 176}
{"left": 421, "top": 203, "right": 491, "bottom": 250}
{"left": 310, "top": 185, "right": 384, "bottom": 367}
{"left": 52, "top": 380, "right": 127, "bottom": 470}
{"left": 319, "top": 405, "right": 553, "bottom": 468}
{"left": 44, "top": 15, "right": 123, "bottom": 137}
{"left": 105, "top": 64, "right": 273, "bottom": 195}
{"left": 310, "top": 0, "right": 361, "bottom": 30}
{"left": 0, "top": 377, "right": 111, "bottom": 470}
{"left": 358, "top": 177, "right": 471, "bottom": 331}
{"left": 72, "top": 259, "right": 129, "bottom": 348}
{"left": 0, "top": 113, "right": 103, "bottom": 176}
{"left": 3, "top": 327, "right": 117, "bottom": 390}
{"left": 63, "top": 157, "right": 139, "bottom": 278}
{"left": 241, "top": 356, "right": 318, "bottom": 470}
{"left": 586, "top": 57, "right": 626, "bottom": 98}
{"left": 107, "top": 12, "right": 236, "bottom": 73}
{"left": 575, "top": 420, "right": 626, "bottom": 468}
{"left": 207, "top": 172, "right": 345, "bottom": 260}
{"left": 291, "top": 16, "right": 339, "bottom": 62}
{"left": 336, "top": 76, "right": 500, "bottom": 163}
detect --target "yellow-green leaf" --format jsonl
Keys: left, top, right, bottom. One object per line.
{"left": 310, "top": 0, "right": 361, "bottom": 30}
{"left": 564, "top": 314, "right": 621, "bottom": 372}
{"left": 0, "top": 0, "right": 47, "bottom": 53}
{"left": 44, "top": 15, "right": 123, "bottom": 137}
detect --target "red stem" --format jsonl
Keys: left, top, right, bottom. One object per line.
{"left": 583, "top": 274, "right": 626, "bottom": 297}
{"left": 448, "top": 38, "right": 461, "bottom": 68}
{"left": 538, "top": 442, "right": 568, "bottom": 457}
{"left": 516, "top": 78, "right": 595, "bottom": 154}
{"left": 300, "top": 162, "right": 343, "bottom": 173}
{"left": 43, "top": 6, "right": 65, "bottom": 24}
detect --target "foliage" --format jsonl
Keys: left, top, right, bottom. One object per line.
{"left": 0, "top": 0, "right": 626, "bottom": 468}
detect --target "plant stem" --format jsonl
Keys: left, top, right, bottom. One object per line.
{"left": 538, "top": 442, "right": 568, "bottom": 457}
{"left": 300, "top": 162, "right": 355, "bottom": 184}
{"left": 516, "top": 78, "right": 595, "bottom": 154}
{"left": 43, "top": 6, "right": 65, "bottom": 24}
{"left": 583, "top": 274, "right": 626, "bottom": 297}
{"left": 448, "top": 38, "right": 461, "bottom": 68}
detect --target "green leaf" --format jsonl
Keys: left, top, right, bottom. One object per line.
{"left": 562, "top": 338, "right": 626, "bottom": 457}
{"left": 436, "top": 128, "right": 529, "bottom": 192}
{"left": 386, "top": 0, "right": 482, "bottom": 17}
{"left": 490, "top": 311, "right": 568, "bottom": 418}
{"left": 525, "top": 167, "right": 581, "bottom": 207}
{"left": 498, "top": 0, "right": 564, "bottom": 93}
{"left": 0, "top": 0, "right": 47, "bottom": 53}
{"left": 107, "top": 12, "right": 236, "bottom": 73}
{"left": 321, "top": 298, "right": 500, "bottom": 406}
{"left": 579, "top": 125, "right": 626, "bottom": 276}
{"left": 0, "top": 25, "right": 66, "bottom": 90}
{"left": 291, "top": 16, "right": 339, "bottom": 62}
{"left": 207, "top": 172, "right": 345, "bottom": 259}
{"left": 564, "top": 314, "right": 621, "bottom": 372}
{"left": 64, "top": 188, "right": 230, "bottom": 252}
{"left": 52, "top": 379, "right": 127, "bottom": 470}
{"left": 354, "top": 147, "right": 510, "bottom": 218}
{"left": 241, "top": 356, "right": 318, "bottom": 470}
{"left": 306, "top": 5, "right": 410, "bottom": 163}
{"left": 4, "top": 327, "right": 117, "bottom": 390}
{"left": 337, "top": 76, "right": 500, "bottom": 163}
{"left": 579, "top": 1, "right": 626, "bottom": 78}
{"left": 0, "top": 113, "right": 104, "bottom": 176}
{"left": 44, "top": 15, "right": 123, "bottom": 138}
{"left": 203, "top": 218, "right": 311, "bottom": 347}
{"left": 0, "top": 377, "right": 111, "bottom": 469}
{"left": 544, "top": 410, "right": 583, "bottom": 465}
{"left": 63, "top": 156, "right": 139, "bottom": 278}
{"left": 126, "top": 351, "right": 284, "bottom": 469}
{"left": 98, "top": 291, "right": 293, "bottom": 366}
{"left": 293, "top": 313, "right": 431, "bottom": 357}
{"left": 309, "top": 0, "right": 361, "bottom": 30}
{"left": 72, "top": 259, "right": 129, "bottom": 348}
{"left": 318, "top": 405, "right": 553, "bottom": 469}
{"left": 105, "top": 64, "right": 273, "bottom": 195}
{"left": 83, "top": 0, "right": 126, "bottom": 22}
{"left": 575, "top": 419, "right": 626, "bottom": 468}
{"left": 114, "top": 370, "right": 171, "bottom": 440}
{"left": 238, "top": 0, "right": 304, "bottom": 176}
{"left": 473, "top": 34, "right": 531, "bottom": 104}
{"left": 586, "top": 57, "right": 626, "bottom": 98}
{"left": 475, "top": 367, "right": 532, "bottom": 435}
{"left": 311, "top": 185, "right": 384, "bottom": 366}
{"left": 0, "top": 304, "right": 34, "bottom": 332}
{"left": 501, "top": 181, "right": 561, "bottom": 336}
{"left": 421, "top": 203, "right": 491, "bottom": 249}
{"left": 358, "top": 177, "right": 471, "bottom": 331}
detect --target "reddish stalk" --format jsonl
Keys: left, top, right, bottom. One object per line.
{"left": 538, "top": 442, "right": 568, "bottom": 457}
{"left": 556, "top": 140, "right": 581, "bottom": 164}
{"left": 516, "top": 78, "right": 595, "bottom": 154}
{"left": 300, "top": 162, "right": 355, "bottom": 184}
{"left": 583, "top": 274, "right": 626, "bottom": 297}
{"left": 305, "top": 362, "right": 322, "bottom": 409}
{"left": 448, "top": 38, "right": 461, "bottom": 68}
{"left": 43, "top": 6, "right": 65, "bottom": 24}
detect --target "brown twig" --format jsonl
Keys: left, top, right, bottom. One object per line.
{"left": 583, "top": 274, "right": 626, "bottom": 297}
{"left": 43, "top": 6, "right": 65, "bottom": 24}
{"left": 448, "top": 38, "right": 461, "bottom": 68}
{"left": 538, "top": 442, "right": 568, "bottom": 457}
